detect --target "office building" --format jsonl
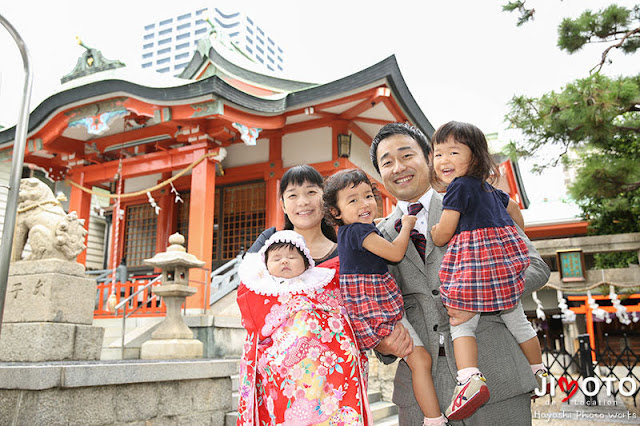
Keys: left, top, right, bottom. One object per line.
{"left": 141, "top": 7, "right": 285, "bottom": 75}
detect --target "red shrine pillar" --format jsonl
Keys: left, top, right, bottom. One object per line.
{"left": 266, "top": 176, "right": 285, "bottom": 230}
{"left": 266, "top": 136, "right": 285, "bottom": 230}
{"left": 68, "top": 172, "right": 92, "bottom": 265}
{"left": 155, "top": 173, "right": 174, "bottom": 255}
{"left": 186, "top": 148, "right": 216, "bottom": 310}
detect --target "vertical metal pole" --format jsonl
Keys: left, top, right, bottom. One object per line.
{"left": 0, "top": 14, "right": 33, "bottom": 336}
{"left": 578, "top": 334, "right": 597, "bottom": 405}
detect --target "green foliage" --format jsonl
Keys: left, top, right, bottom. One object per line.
{"left": 593, "top": 251, "right": 639, "bottom": 269}
{"left": 558, "top": 5, "right": 640, "bottom": 54}
{"left": 502, "top": 1, "right": 536, "bottom": 26}
{"left": 504, "top": 2, "right": 640, "bottom": 252}
{"left": 506, "top": 73, "right": 640, "bottom": 160}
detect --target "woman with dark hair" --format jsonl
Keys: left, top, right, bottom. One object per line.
{"left": 247, "top": 164, "right": 338, "bottom": 264}
{"left": 238, "top": 166, "right": 371, "bottom": 425}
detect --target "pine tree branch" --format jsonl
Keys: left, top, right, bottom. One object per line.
{"left": 592, "top": 26, "right": 640, "bottom": 73}
{"left": 615, "top": 125, "right": 640, "bottom": 133}
{"left": 623, "top": 181, "right": 640, "bottom": 192}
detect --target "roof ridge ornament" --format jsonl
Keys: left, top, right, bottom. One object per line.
{"left": 61, "top": 37, "right": 125, "bottom": 84}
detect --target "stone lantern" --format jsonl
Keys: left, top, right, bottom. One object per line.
{"left": 140, "top": 233, "right": 205, "bottom": 359}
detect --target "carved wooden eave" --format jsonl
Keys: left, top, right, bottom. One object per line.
{"left": 0, "top": 55, "right": 435, "bottom": 184}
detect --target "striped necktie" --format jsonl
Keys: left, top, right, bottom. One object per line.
{"left": 395, "top": 202, "right": 426, "bottom": 261}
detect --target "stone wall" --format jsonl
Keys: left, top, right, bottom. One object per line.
{"left": 0, "top": 359, "right": 237, "bottom": 426}
{"left": 367, "top": 353, "right": 399, "bottom": 402}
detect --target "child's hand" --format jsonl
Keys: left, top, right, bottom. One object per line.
{"left": 401, "top": 214, "right": 417, "bottom": 230}
{"left": 430, "top": 223, "right": 438, "bottom": 238}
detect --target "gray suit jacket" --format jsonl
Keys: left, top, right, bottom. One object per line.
{"left": 377, "top": 191, "right": 550, "bottom": 423}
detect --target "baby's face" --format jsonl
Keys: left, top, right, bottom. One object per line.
{"left": 266, "top": 246, "right": 307, "bottom": 279}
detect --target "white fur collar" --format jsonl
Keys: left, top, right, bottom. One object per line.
{"left": 239, "top": 253, "right": 335, "bottom": 296}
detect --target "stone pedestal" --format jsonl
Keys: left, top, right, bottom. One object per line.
{"left": 0, "top": 259, "right": 104, "bottom": 362}
{"left": 139, "top": 233, "right": 204, "bottom": 360}
{"left": 140, "top": 284, "right": 203, "bottom": 359}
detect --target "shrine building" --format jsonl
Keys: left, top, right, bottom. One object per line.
{"left": 0, "top": 34, "right": 527, "bottom": 312}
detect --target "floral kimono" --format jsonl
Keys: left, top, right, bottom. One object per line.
{"left": 236, "top": 254, "right": 371, "bottom": 426}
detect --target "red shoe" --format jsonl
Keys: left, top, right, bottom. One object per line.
{"left": 445, "top": 373, "right": 490, "bottom": 420}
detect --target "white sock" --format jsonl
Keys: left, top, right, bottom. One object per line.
{"left": 457, "top": 367, "right": 481, "bottom": 384}
{"left": 531, "top": 363, "right": 546, "bottom": 374}
{"left": 423, "top": 414, "right": 448, "bottom": 426}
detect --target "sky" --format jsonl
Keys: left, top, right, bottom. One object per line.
{"left": 1, "top": 0, "right": 638, "bottom": 223}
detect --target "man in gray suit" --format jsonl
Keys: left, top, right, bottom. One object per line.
{"left": 370, "top": 122, "right": 550, "bottom": 425}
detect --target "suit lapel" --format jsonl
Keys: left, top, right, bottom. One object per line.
{"left": 424, "top": 191, "right": 443, "bottom": 260}
{"left": 381, "top": 207, "right": 425, "bottom": 272}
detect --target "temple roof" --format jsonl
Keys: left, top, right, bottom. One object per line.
{"left": 0, "top": 54, "right": 434, "bottom": 147}
{"left": 178, "top": 34, "right": 317, "bottom": 95}
{"left": 61, "top": 39, "right": 125, "bottom": 84}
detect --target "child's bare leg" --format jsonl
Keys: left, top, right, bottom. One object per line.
{"left": 447, "top": 308, "right": 479, "bottom": 369}
{"left": 520, "top": 336, "right": 543, "bottom": 365}
{"left": 446, "top": 307, "right": 477, "bottom": 327}
{"left": 405, "top": 346, "right": 441, "bottom": 418}
{"left": 453, "top": 336, "right": 478, "bottom": 370}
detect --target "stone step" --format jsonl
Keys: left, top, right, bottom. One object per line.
{"left": 225, "top": 411, "right": 237, "bottom": 426}
{"left": 107, "top": 320, "right": 161, "bottom": 349}
{"left": 93, "top": 316, "right": 162, "bottom": 343}
{"left": 99, "top": 346, "right": 140, "bottom": 360}
{"left": 375, "top": 414, "right": 399, "bottom": 426}
{"left": 370, "top": 400, "right": 399, "bottom": 422}
{"left": 232, "top": 392, "right": 239, "bottom": 411}
{"left": 231, "top": 374, "right": 239, "bottom": 391}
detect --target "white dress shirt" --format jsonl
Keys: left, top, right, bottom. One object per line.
{"left": 396, "top": 188, "right": 434, "bottom": 237}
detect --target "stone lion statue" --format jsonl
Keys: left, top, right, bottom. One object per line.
{"left": 12, "top": 178, "right": 88, "bottom": 262}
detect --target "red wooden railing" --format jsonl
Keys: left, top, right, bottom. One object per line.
{"left": 94, "top": 275, "right": 166, "bottom": 318}
{"left": 93, "top": 267, "right": 211, "bottom": 318}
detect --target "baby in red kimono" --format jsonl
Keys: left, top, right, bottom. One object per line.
{"left": 236, "top": 230, "right": 371, "bottom": 426}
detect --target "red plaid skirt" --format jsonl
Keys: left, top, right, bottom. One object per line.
{"left": 340, "top": 272, "right": 404, "bottom": 351}
{"left": 439, "top": 226, "right": 530, "bottom": 312}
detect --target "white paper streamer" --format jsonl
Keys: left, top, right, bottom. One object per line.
{"left": 556, "top": 290, "right": 576, "bottom": 323}
{"left": 532, "top": 291, "right": 546, "bottom": 321}
{"left": 609, "top": 285, "right": 631, "bottom": 325}
{"left": 170, "top": 182, "right": 183, "bottom": 203}
{"left": 587, "top": 290, "right": 610, "bottom": 323}
{"left": 146, "top": 192, "right": 161, "bottom": 215}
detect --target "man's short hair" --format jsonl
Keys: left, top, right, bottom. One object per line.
{"left": 370, "top": 122, "right": 431, "bottom": 174}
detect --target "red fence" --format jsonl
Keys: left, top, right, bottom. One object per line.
{"left": 94, "top": 275, "right": 166, "bottom": 318}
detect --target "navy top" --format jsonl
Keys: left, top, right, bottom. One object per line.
{"left": 338, "top": 223, "right": 389, "bottom": 275}
{"left": 443, "top": 176, "right": 514, "bottom": 234}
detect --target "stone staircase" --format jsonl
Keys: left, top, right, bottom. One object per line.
{"left": 224, "top": 375, "right": 399, "bottom": 425}
{"left": 92, "top": 289, "right": 246, "bottom": 361}
{"left": 93, "top": 316, "right": 163, "bottom": 360}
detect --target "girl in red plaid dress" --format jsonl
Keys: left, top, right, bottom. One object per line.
{"left": 429, "top": 121, "right": 548, "bottom": 421}
{"left": 324, "top": 169, "right": 450, "bottom": 426}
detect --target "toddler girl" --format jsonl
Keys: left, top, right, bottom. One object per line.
{"left": 324, "top": 169, "right": 449, "bottom": 426}
{"left": 236, "top": 230, "right": 371, "bottom": 425}
{"left": 429, "top": 121, "right": 548, "bottom": 420}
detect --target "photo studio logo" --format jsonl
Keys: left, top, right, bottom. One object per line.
{"left": 535, "top": 376, "right": 639, "bottom": 402}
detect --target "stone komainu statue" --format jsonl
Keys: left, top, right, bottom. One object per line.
{"left": 12, "top": 178, "right": 88, "bottom": 262}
